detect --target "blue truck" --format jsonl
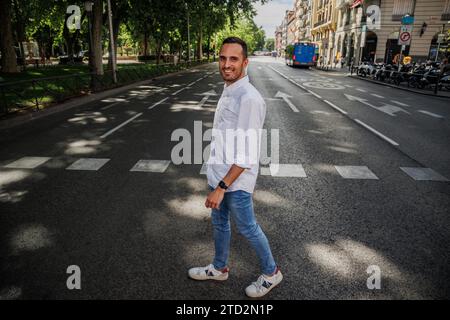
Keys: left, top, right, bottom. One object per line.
{"left": 285, "top": 42, "right": 317, "bottom": 68}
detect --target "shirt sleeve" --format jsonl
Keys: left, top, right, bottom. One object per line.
{"left": 233, "top": 95, "right": 266, "bottom": 169}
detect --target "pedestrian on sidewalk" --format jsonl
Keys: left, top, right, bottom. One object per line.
{"left": 188, "top": 37, "right": 282, "bottom": 298}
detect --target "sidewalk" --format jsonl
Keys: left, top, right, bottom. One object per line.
{"left": 312, "top": 65, "right": 450, "bottom": 98}
{"left": 348, "top": 74, "right": 450, "bottom": 98}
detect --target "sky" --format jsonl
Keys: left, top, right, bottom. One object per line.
{"left": 253, "top": 0, "right": 294, "bottom": 39}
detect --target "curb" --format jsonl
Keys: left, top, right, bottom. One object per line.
{"left": 0, "top": 62, "right": 215, "bottom": 131}
{"left": 348, "top": 75, "right": 450, "bottom": 99}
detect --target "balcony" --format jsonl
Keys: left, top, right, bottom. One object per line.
{"left": 442, "top": 13, "right": 450, "bottom": 20}
{"left": 314, "top": 21, "right": 325, "bottom": 28}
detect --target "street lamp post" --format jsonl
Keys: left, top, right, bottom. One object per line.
{"left": 186, "top": 2, "right": 191, "bottom": 63}
{"left": 435, "top": 22, "right": 449, "bottom": 62}
{"left": 106, "top": 0, "right": 117, "bottom": 84}
{"left": 84, "top": 2, "right": 93, "bottom": 71}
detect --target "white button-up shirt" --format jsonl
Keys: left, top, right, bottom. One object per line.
{"left": 207, "top": 75, "right": 266, "bottom": 193}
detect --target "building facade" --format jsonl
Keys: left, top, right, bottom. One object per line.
{"left": 311, "top": 0, "right": 338, "bottom": 66}
{"left": 276, "top": 0, "right": 450, "bottom": 65}
{"left": 295, "top": 0, "right": 313, "bottom": 42}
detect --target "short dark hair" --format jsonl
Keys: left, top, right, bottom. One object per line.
{"left": 221, "top": 37, "right": 248, "bottom": 58}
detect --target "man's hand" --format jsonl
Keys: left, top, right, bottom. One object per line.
{"left": 205, "top": 188, "right": 225, "bottom": 209}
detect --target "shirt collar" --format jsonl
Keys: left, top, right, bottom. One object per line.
{"left": 223, "top": 75, "right": 249, "bottom": 96}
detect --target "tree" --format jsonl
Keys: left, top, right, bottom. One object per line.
{"left": 91, "top": 0, "right": 104, "bottom": 77}
{"left": 0, "top": 0, "right": 19, "bottom": 73}
{"left": 265, "top": 38, "right": 274, "bottom": 51}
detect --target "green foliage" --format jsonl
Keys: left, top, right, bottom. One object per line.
{"left": 216, "top": 15, "right": 266, "bottom": 55}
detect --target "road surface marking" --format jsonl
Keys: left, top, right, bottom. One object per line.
{"left": 307, "top": 90, "right": 322, "bottom": 98}
{"left": 4, "top": 157, "right": 51, "bottom": 169}
{"left": 417, "top": 110, "right": 444, "bottom": 119}
{"left": 354, "top": 119, "right": 399, "bottom": 146}
{"left": 101, "top": 101, "right": 125, "bottom": 110}
{"left": 400, "top": 167, "right": 448, "bottom": 181}
{"left": 334, "top": 166, "right": 379, "bottom": 180}
{"left": 303, "top": 82, "right": 345, "bottom": 90}
{"left": 66, "top": 158, "right": 110, "bottom": 171}
{"left": 172, "top": 87, "right": 187, "bottom": 95}
{"left": 100, "top": 112, "right": 143, "bottom": 139}
{"left": 345, "top": 94, "right": 409, "bottom": 116}
{"left": 356, "top": 88, "right": 367, "bottom": 92}
{"left": 130, "top": 160, "right": 171, "bottom": 173}
{"left": 323, "top": 100, "right": 348, "bottom": 115}
{"left": 345, "top": 85, "right": 353, "bottom": 88}
{"left": 263, "top": 164, "right": 307, "bottom": 177}
{"left": 148, "top": 97, "right": 169, "bottom": 109}
{"left": 371, "top": 94, "right": 384, "bottom": 98}
{"left": 390, "top": 100, "right": 409, "bottom": 107}
{"left": 275, "top": 91, "right": 299, "bottom": 112}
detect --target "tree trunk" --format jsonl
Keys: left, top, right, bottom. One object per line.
{"left": 197, "top": 17, "right": 203, "bottom": 60}
{"left": 108, "top": 17, "right": 120, "bottom": 70}
{"left": 0, "top": 0, "right": 18, "bottom": 73}
{"left": 91, "top": 0, "right": 104, "bottom": 91}
{"left": 156, "top": 39, "right": 162, "bottom": 65}
{"left": 143, "top": 31, "right": 148, "bottom": 56}
{"left": 207, "top": 33, "right": 211, "bottom": 61}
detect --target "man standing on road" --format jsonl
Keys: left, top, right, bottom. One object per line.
{"left": 188, "top": 37, "right": 282, "bottom": 298}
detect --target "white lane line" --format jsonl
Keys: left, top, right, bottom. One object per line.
{"left": 354, "top": 119, "right": 399, "bottom": 146}
{"left": 371, "top": 94, "right": 384, "bottom": 98}
{"left": 356, "top": 88, "right": 367, "bottom": 92}
{"left": 66, "top": 158, "right": 110, "bottom": 171}
{"left": 4, "top": 156, "right": 52, "bottom": 169}
{"left": 390, "top": 100, "right": 409, "bottom": 107}
{"left": 345, "top": 85, "right": 353, "bottom": 88}
{"left": 307, "top": 90, "right": 322, "bottom": 99}
{"left": 130, "top": 160, "right": 171, "bottom": 173}
{"left": 400, "top": 167, "right": 449, "bottom": 181}
{"left": 323, "top": 100, "right": 348, "bottom": 115}
{"left": 172, "top": 87, "right": 187, "bottom": 95}
{"left": 101, "top": 101, "right": 124, "bottom": 110}
{"left": 100, "top": 112, "right": 143, "bottom": 139}
{"left": 334, "top": 165, "right": 379, "bottom": 180}
{"left": 148, "top": 97, "right": 169, "bottom": 109}
{"left": 417, "top": 110, "right": 444, "bottom": 119}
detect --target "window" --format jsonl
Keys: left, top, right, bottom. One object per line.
{"left": 443, "top": 0, "right": 450, "bottom": 20}
{"left": 392, "top": 0, "right": 415, "bottom": 21}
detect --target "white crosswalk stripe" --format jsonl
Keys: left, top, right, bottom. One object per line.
{"left": 334, "top": 166, "right": 379, "bottom": 180}
{"left": 400, "top": 167, "right": 449, "bottom": 181}
{"left": 66, "top": 158, "right": 110, "bottom": 171}
{"left": 4, "top": 157, "right": 52, "bottom": 169}
{"left": 260, "top": 164, "right": 307, "bottom": 177}
{"left": 130, "top": 160, "right": 171, "bottom": 173}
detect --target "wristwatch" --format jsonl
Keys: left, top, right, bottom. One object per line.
{"left": 218, "top": 180, "right": 228, "bottom": 190}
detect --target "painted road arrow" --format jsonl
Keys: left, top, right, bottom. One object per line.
{"left": 344, "top": 94, "right": 410, "bottom": 117}
{"left": 275, "top": 91, "right": 299, "bottom": 113}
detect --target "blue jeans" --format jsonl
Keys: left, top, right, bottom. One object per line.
{"left": 209, "top": 186, "right": 277, "bottom": 275}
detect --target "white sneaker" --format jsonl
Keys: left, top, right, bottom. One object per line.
{"left": 245, "top": 267, "right": 283, "bottom": 298}
{"left": 188, "top": 264, "right": 229, "bottom": 281}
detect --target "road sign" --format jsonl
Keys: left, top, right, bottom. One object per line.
{"left": 398, "top": 25, "right": 413, "bottom": 46}
{"left": 401, "top": 15, "right": 414, "bottom": 25}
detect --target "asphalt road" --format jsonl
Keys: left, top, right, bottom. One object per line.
{"left": 0, "top": 57, "right": 449, "bottom": 300}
